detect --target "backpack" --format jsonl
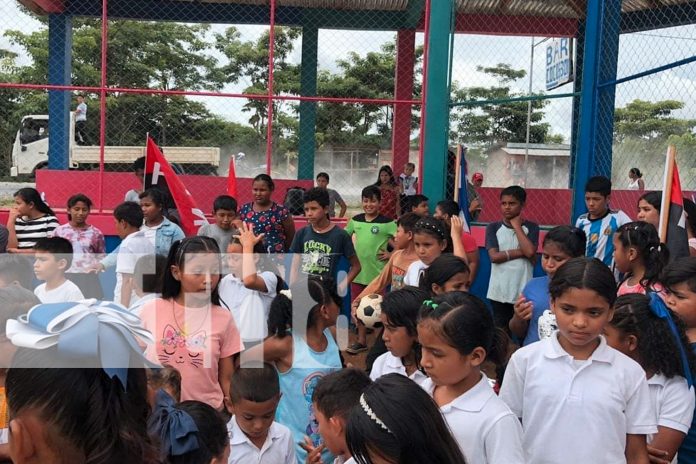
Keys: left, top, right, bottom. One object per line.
{"left": 284, "top": 186, "right": 305, "bottom": 215}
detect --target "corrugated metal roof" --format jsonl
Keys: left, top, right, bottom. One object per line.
{"left": 180, "top": 0, "right": 410, "bottom": 11}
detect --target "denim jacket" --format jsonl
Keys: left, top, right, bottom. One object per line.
{"left": 154, "top": 217, "right": 185, "bottom": 256}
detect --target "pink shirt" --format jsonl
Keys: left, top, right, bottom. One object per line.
{"left": 140, "top": 298, "right": 243, "bottom": 409}
{"left": 617, "top": 278, "right": 664, "bottom": 297}
{"left": 51, "top": 223, "right": 105, "bottom": 273}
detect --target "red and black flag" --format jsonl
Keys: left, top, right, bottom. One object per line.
{"left": 145, "top": 136, "right": 207, "bottom": 236}
{"left": 659, "top": 145, "right": 690, "bottom": 261}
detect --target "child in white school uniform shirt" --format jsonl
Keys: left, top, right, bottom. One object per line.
{"left": 32, "top": 237, "right": 85, "bottom": 303}
{"left": 417, "top": 293, "right": 524, "bottom": 464}
{"left": 224, "top": 364, "right": 295, "bottom": 464}
{"left": 500, "top": 257, "right": 657, "bottom": 464}
{"left": 369, "top": 287, "right": 430, "bottom": 386}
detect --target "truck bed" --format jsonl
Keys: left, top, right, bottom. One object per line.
{"left": 71, "top": 146, "right": 220, "bottom": 166}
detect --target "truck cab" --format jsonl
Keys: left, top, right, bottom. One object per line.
{"left": 11, "top": 115, "right": 55, "bottom": 176}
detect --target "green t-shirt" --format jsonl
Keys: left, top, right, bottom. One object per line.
{"left": 345, "top": 214, "right": 397, "bottom": 285}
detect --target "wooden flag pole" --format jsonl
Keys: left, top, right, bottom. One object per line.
{"left": 453, "top": 145, "right": 462, "bottom": 202}
{"left": 658, "top": 145, "right": 677, "bottom": 243}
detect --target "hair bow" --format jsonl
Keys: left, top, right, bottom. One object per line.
{"left": 149, "top": 389, "right": 200, "bottom": 457}
{"left": 649, "top": 292, "right": 694, "bottom": 387}
{"left": 6, "top": 299, "right": 158, "bottom": 388}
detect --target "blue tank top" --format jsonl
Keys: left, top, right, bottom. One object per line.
{"left": 276, "top": 328, "right": 342, "bottom": 463}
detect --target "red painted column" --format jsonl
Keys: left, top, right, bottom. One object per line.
{"left": 391, "top": 29, "right": 416, "bottom": 174}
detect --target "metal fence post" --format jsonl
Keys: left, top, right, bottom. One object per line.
{"left": 47, "top": 13, "right": 73, "bottom": 170}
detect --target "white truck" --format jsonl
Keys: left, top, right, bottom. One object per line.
{"left": 10, "top": 114, "right": 221, "bottom": 176}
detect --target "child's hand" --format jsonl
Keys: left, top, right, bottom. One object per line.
{"left": 7, "top": 206, "right": 20, "bottom": 223}
{"left": 451, "top": 215, "right": 464, "bottom": 236}
{"left": 469, "top": 198, "right": 481, "bottom": 212}
{"left": 238, "top": 222, "right": 264, "bottom": 249}
{"left": 86, "top": 263, "right": 105, "bottom": 274}
{"left": 378, "top": 249, "right": 391, "bottom": 261}
{"left": 300, "top": 437, "right": 325, "bottom": 464}
{"left": 509, "top": 215, "right": 523, "bottom": 229}
{"left": 647, "top": 445, "right": 670, "bottom": 464}
{"left": 513, "top": 294, "right": 533, "bottom": 321}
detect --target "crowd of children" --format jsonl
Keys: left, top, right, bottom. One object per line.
{"left": 2, "top": 168, "right": 696, "bottom": 464}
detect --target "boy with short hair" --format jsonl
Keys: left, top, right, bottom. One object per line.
{"left": 0, "top": 254, "right": 34, "bottom": 289}
{"left": 485, "top": 185, "right": 539, "bottom": 331}
{"left": 124, "top": 156, "right": 145, "bottom": 203}
{"left": 434, "top": 199, "right": 480, "bottom": 286}
{"left": 128, "top": 254, "right": 165, "bottom": 315}
{"left": 403, "top": 194, "right": 429, "bottom": 217}
{"left": 224, "top": 362, "right": 296, "bottom": 464}
{"left": 112, "top": 201, "right": 154, "bottom": 307}
{"left": 662, "top": 257, "right": 696, "bottom": 463}
{"left": 345, "top": 185, "right": 396, "bottom": 354}
{"left": 198, "top": 194, "right": 241, "bottom": 254}
{"left": 305, "top": 368, "right": 372, "bottom": 464}
{"left": 289, "top": 187, "right": 360, "bottom": 291}
{"left": 316, "top": 172, "right": 347, "bottom": 218}
{"left": 574, "top": 175, "right": 630, "bottom": 269}
{"left": 33, "top": 237, "right": 85, "bottom": 303}
{"left": 398, "top": 162, "right": 418, "bottom": 215}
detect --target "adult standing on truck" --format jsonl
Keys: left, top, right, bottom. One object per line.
{"left": 74, "top": 95, "right": 88, "bottom": 145}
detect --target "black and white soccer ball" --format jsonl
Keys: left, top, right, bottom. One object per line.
{"left": 356, "top": 293, "right": 383, "bottom": 329}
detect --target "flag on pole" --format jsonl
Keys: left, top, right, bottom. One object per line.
{"left": 454, "top": 144, "right": 472, "bottom": 233}
{"left": 658, "top": 145, "right": 690, "bottom": 261}
{"left": 145, "top": 136, "right": 208, "bottom": 236}
{"left": 227, "top": 156, "right": 238, "bottom": 198}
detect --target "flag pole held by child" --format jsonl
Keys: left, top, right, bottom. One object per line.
{"left": 658, "top": 144, "right": 690, "bottom": 260}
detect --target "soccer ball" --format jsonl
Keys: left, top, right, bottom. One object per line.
{"left": 356, "top": 294, "right": 383, "bottom": 329}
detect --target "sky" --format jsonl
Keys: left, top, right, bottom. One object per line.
{"left": 2, "top": 1, "right": 695, "bottom": 145}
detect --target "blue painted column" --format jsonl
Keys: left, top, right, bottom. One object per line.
{"left": 47, "top": 14, "right": 73, "bottom": 170}
{"left": 571, "top": 0, "right": 622, "bottom": 221}
{"left": 297, "top": 26, "right": 318, "bottom": 180}
{"left": 421, "top": 0, "right": 453, "bottom": 204}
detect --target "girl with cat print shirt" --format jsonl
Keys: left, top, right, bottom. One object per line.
{"left": 140, "top": 237, "right": 243, "bottom": 411}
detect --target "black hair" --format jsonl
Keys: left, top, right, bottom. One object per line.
{"left": 346, "top": 373, "right": 466, "bottom": 464}
{"left": 0, "top": 254, "right": 35, "bottom": 289}
{"left": 253, "top": 173, "right": 275, "bottom": 191}
{"left": 212, "top": 195, "right": 237, "bottom": 213}
{"left": 114, "top": 201, "right": 144, "bottom": 228}
{"left": 418, "top": 291, "right": 508, "bottom": 366}
{"left": 543, "top": 225, "right": 587, "bottom": 258}
{"left": 7, "top": 348, "right": 157, "bottom": 464}
{"left": 662, "top": 257, "right": 696, "bottom": 294}
{"left": 684, "top": 198, "right": 696, "bottom": 238}
{"left": 397, "top": 212, "right": 420, "bottom": 233}
{"left": 405, "top": 162, "right": 415, "bottom": 169}
{"left": 435, "top": 200, "right": 459, "bottom": 219}
{"left": 316, "top": 172, "right": 329, "bottom": 182}
{"left": 616, "top": 221, "right": 669, "bottom": 290}
{"left": 629, "top": 167, "right": 643, "bottom": 178}
{"left": 639, "top": 191, "right": 661, "bottom": 212}
{"left": 147, "top": 366, "right": 182, "bottom": 403}
{"left": 585, "top": 175, "right": 612, "bottom": 196}
{"left": 66, "top": 193, "right": 93, "bottom": 222}
{"left": 413, "top": 217, "right": 451, "bottom": 253}
{"left": 312, "top": 368, "right": 372, "bottom": 421}
{"left": 381, "top": 286, "right": 430, "bottom": 372}
{"left": 133, "top": 156, "right": 146, "bottom": 172}
{"left": 161, "top": 237, "right": 223, "bottom": 305}
{"left": 267, "top": 277, "right": 341, "bottom": 338}
{"left": 611, "top": 293, "right": 696, "bottom": 380}
{"left": 361, "top": 185, "right": 381, "bottom": 202}
{"left": 34, "top": 236, "right": 74, "bottom": 269}
{"left": 403, "top": 194, "right": 429, "bottom": 213}
{"left": 134, "top": 254, "right": 166, "bottom": 294}
{"left": 500, "top": 185, "right": 526, "bottom": 204}
{"left": 548, "top": 257, "right": 617, "bottom": 307}
{"left": 14, "top": 187, "right": 55, "bottom": 216}
{"left": 230, "top": 362, "right": 280, "bottom": 403}
{"left": 167, "top": 401, "right": 228, "bottom": 464}
{"left": 139, "top": 188, "right": 166, "bottom": 210}
{"left": 420, "top": 255, "right": 470, "bottom": 294}
{"left": 303, "top": 187, "right": 330, "bottom": 208}
{"left": 374, "top": 165, "right": 397, "bottom": 187}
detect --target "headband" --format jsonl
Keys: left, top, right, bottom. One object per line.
{"left": 360, "top": 394, "right": 393, "bottom": 434}
{"left": 415, "top": 220, "right": 446, "bottom": 240}
{"left": 649, "top": 292, "right": 694, "bottom": 387}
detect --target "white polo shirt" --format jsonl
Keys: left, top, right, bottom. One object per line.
{"left": 647, "top": 373, "right": 695, "bottom": 442}
{"left": 422, "top": 374, "right": 524, "bottom": 464}
{"left": 227, "top": 416, "right": 296, "bottom": 464}
{"left": 369, "top": 351, "right": 428, "bottom": 386}
{"left": 500, "top": 333, "right": 657, "bottom": 464}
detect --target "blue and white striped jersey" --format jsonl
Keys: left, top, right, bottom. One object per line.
{"left": 575, "top": 209, "right": 632, "bottom": 269}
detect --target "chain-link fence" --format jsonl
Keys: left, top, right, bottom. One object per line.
{"left": 0, "top": 1, "right": 426, "bottom": 216}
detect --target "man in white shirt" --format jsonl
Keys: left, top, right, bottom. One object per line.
{"left": 74, "top": 94, "right": 88, "bottom": 145}
{"left": 33, "top": 237, "right": 85, "bottom": 303}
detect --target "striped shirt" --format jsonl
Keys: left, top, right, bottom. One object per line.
{"left": 575, "top": 209, "right": 631, "bottom": 269}
{"left": 15, "top": 215, "right": 59, "bottom": 249}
